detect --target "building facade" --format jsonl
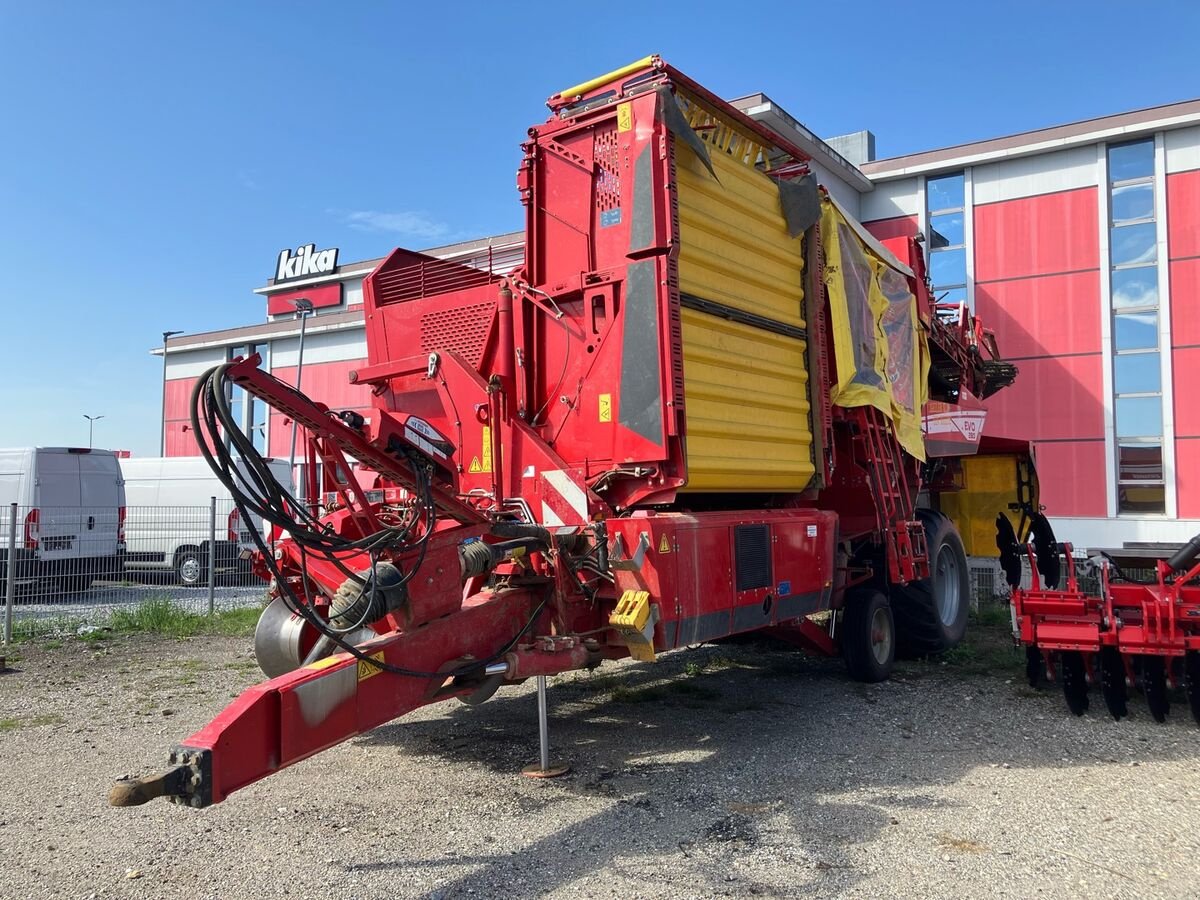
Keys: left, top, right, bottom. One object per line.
{"left": 855, "top": 99, "right": 1200, "bottom": 548}
{"left": 161, "top": 95, "right": 1200, "bottom": 551}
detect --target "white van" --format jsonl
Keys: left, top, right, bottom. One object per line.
{"left": 119, "top": 456, "right": 293, "bottom": 585}
{"left": 0, "top": 447, "right": 126, "bottom": 592}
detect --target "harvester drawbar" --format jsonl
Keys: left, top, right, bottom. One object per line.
{"left": 112, "top": 56, "right": 1038, "bottom": 809}
{"left": 1006, "top": 522, "right": 1200, "bottom": 725}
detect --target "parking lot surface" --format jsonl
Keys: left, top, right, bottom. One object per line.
{"left": 1, "top": 626, "right": 1197, "bottom": 899}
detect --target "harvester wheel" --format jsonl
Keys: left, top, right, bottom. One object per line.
{"left": 1141, "top": 655, "right": 1170, "bottom": 723}
{"left": 842, "top": 589, "right": 895, "bottom": 683}
{"left": 1060, "top": 651, "right": 1089, "bottom": 716}
{"left": 1184, "top": 652, "right": 1200, "bottom": 727}
{"left": 1099, "top": 647, "right": 1128, "bottom": 720}
{"left": 891, "top": 511, "right": 970, "bottom": 656}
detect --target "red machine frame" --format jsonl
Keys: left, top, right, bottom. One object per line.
{"left": 111, "top": 57, "right": 1026, "bottom": 809}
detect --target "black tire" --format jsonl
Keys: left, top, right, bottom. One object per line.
{"left": 892, "top": 510, "right": 970, "bottom": 656}
{"left": 59, "top": 573, "right": 93, "bottom": 594}
{"left": 842, "top": 588, "right": 895, "bottom": 683}
{"left": 174, "top": 547, "right": 205, "bottom": 587}
{"left": 58, "top": 559, "right": 93, "bottom": 594}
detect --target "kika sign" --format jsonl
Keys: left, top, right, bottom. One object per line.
{"left": 275, "top": 244, "right": 339, "bottom": 283}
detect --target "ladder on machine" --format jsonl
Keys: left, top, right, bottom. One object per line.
{"left": 848, "top": 405, "right": 928, "bottom": 585}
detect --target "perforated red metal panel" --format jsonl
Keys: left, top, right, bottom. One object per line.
{"left": 594, "top": 124, "right": 621, "bottom": 214}
{"left": 420, "top": 302, "right": 497, "bottom": 367}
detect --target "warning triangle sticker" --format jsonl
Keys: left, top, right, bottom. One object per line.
{"left": 468, "top": 457, "right": 482, "bottom": 474}
{"left": 658, "top": 535, "right": 671, "bottom": 554}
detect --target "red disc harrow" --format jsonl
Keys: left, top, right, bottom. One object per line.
{"left": 1009, "top": 526, "right": 1200, "bottom": 724}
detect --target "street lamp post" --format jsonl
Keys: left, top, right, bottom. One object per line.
{"left": 160, "top": 330, "right": 183, "bottom": 456}
{"left": 83, "top": 414, "right": 105, "bottom": 449}
{"left": 287, "top": 299, "right": 314, "bottom": 501}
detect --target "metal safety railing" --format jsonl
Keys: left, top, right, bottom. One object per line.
{"left": 2, "top": 501, "right": 271, "bottom": 642}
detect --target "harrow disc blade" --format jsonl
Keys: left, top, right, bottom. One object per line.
{"left": 1060, "top": 651, "right": 1089, "bottom": 716}
{"left": 1030, "top": 513, "right": 1060, "bottom": 590}
{"left": 1141, "top": 655, "right": 1170, "bottom": 724}
{"left": 1185, "top": 652, "right": 1200, "bottom": 727}
{"left": 996, "top": 514, "right": 1022, "bottom": 589}
{"left": 1025, "top": 646, "right": 1043, "bottom": 688}
{"left": 1099, "top": 647, "right": 1128, "bottom": 721}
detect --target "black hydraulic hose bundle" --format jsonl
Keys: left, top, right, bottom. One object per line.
{"left": 189, "top": 363, "right": 548, "bottom": 679}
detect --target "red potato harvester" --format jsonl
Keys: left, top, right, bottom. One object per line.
{"left": 112, "top": 57, "right": 1046, "bottom": 809}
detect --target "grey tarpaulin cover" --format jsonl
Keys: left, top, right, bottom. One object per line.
{"left": 774, "top": 173, "right": 821, "bottom": 238}
{"left": 655, "top": 85, "right": 718, "bottom": 181}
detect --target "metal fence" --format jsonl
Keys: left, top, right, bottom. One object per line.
{"left": 967, "top": 552, "right": 1115, "bottom": 608}
{"left": 2, "top": 501, "right": 270, "bottom": 640}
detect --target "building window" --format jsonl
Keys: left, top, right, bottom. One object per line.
{"left": 227, "top": 343, "right": 269, "bottom": 455}
{"left": 926, "top": 172, "right": 967, "bottom": 306}
{"left": 1108, "top": 138, "right": 1164, "bottom": 514}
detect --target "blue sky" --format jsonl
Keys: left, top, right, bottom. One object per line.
{"left": 1, "top": 1, "right": 1197, "bottom": 455}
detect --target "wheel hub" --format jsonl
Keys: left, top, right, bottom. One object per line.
{"left": 870, "top": 606, "right": 892, "bottom": 666}
{"left": 179, "top": 557, "right": 201, "bottom": 584}
{"left": 933, "top": 544, "right": 961, "bottom": 628}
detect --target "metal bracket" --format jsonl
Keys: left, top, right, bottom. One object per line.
{"left": 609, "top": 532, "right": 650, "bottom": 571}
{"left": 427, "top": 352, "right": 440, "bottom": 378}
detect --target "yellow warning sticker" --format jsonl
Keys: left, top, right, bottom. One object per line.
{"left": 468, "top": 456, "right": 482, "bottom": 474}
{"left": 356, "top": 650, "right": 386, "bottom": 682}
{"left": 617, "top": 102, "right": 633, "bottom": 132}
{"left": 658, "top": 535, "right": 671, "bottom": 554}
{"left": 480, "top": 425, "right": 493, "bottom": 472}
{"left": 599, "top": 393, "right": 612, "bottom": 423}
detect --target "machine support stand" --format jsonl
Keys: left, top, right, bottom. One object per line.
{"left": 521, "top": 675, "right": 569, "bottom": 779}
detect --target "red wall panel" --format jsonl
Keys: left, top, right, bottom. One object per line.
{"left": 163, "top": 377, "right": 197, "bottom": 422}
{"left": 864, "top": 215, "right": 919, "bottom": 243}
{"left": 266, "top": 282, "right": 344, "bottom": 316}
{"left": 1176, "top": 438, "right": 1200, "bottom": 518}
{"left": 163, "top": 377, "right": 201, "bottom": 457}
{"left": 984, "top": 353, "right": 1105, "bottom": 441}
{"left": 1033, "top": 440, "right": 1108, "bottom": 518}
{"left": 269, "top": 361, "right": 370, "bottom": 408}
{"left": 1171, "top": 258, "right": 1200, "bottom": 347}
{"left": 975, "top": 270, "right": 1101, "bottom": 359}
{"left": 1167, "top": 169, "right": 1200, "bottom": 261}
{"left": 974, "top": 188, "right": 1099, "bottom": 283}
{"left": 1173, "top": 347, "right": 1200, "bottom": 438}
{"left": 164, "top": 422, "right": 200, "bottom": 456}
{"left": 266, "top": 360, "right": 371, "bottom": 457}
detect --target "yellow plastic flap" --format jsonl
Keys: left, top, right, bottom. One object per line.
{"left": 820, "top": 199, "right": 929, "bottom": 460}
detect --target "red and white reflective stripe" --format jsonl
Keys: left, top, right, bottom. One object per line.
{"left": 923, "top": 410, "right": 987, "bottom": 441}
{"left": 539, "top": 469, "right": 588, "bottom": 526}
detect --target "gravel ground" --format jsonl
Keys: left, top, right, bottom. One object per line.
{"left": 1, "top": 626, "right": 1198, "bottom": 900}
